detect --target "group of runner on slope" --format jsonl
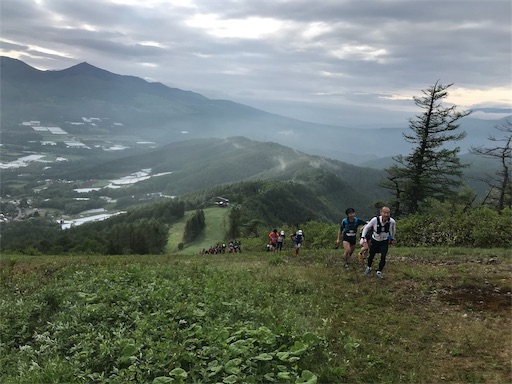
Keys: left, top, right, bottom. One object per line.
{"left": 201, "top": 206, "right": 395, "bottom": 278}
{"left": 267, "top": 228, "right": 305, "bottom": 256}
{"left": 265, "top": 206, "right": 396, "bottom": 277}
{"left": 199, "top": 240, "right": 242, "bottom": 254}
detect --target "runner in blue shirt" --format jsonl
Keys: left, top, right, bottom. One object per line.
{"left": 336, "top": 208, "right": 367, "bottom": 268}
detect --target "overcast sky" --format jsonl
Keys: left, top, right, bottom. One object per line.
{"left": 1, "top": 0, "right": 511, "bottom": 127}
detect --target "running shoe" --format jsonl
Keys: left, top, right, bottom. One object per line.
{"left": 376, "top": 271, "right": 384, "bottom": 279}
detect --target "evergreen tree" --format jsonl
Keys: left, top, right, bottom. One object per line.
{"left": 227, "top": 205, "right": 242, "bottom": 240}
{"left": 381, "top": 81, "right": 470, "bottom": 215}
{"left": 243, "top": 219, "right": 263, "bottom": 237}
{"left": 183, "top": 209, "right": 206, "bottom": 243}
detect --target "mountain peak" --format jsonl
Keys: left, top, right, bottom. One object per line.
{"left": 59, "top": 61, "right": 114, "bottom": 78}
{"left": 73, "top": 61, "right": 94, "bottom": 68}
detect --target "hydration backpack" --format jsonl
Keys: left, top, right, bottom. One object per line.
{"left": 376, "top": 216, "right": 390, "bottom": 234}
{"left": 342, "top": 217, "right": 361, "bottom": 234}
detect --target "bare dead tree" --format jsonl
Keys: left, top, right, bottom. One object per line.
{"left": 470, "top": 118, "right": 512, "bottom": 210}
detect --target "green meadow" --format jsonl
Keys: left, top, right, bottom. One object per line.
{"left": 167, "top": 207, "right": 230, "bottom": 254}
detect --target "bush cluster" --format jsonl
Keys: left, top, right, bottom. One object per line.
{"left": 396, "top": 203, "right": 512, "bottom": 248}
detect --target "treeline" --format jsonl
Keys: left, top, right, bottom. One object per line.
{"left": 0, "top": 200, "right": 185, "bottom": 255}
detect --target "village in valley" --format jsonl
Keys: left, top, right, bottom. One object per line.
{"left": 0, "top": 117, "right": 177, "bottom": 229}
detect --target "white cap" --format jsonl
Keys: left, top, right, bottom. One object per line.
{"left": 280, "top": 231, "right": 285, "bottom": 235}
{"left": 297, "top": 230, "right": 303, "bottom": 235}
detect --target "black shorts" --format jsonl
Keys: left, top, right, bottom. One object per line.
{"left": 343, "top": 234, "right": 357, "bottom": 245}
{"left": 370, "top": 239, "right": 389, "bottom": 256}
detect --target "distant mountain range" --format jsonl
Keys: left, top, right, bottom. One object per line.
{"left": 2, "top": 56, "right": 509, "bottom": 165}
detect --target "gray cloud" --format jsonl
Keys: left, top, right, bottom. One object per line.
{"left": 1, "top": 0, "right": 510, "bottom": 126}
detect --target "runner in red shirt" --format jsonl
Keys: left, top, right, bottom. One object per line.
{"left": 268, "top": 229, "right": 279, "bottom": 252}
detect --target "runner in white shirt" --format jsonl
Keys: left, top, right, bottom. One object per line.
{"left": 361, "top": 206, "right": 396, "bottom": 279}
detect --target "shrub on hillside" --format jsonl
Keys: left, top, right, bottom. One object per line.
{"left": 301, "top": 221, "right": 339, "bottom": 250}
{"left": 397, "top": 203, "right": 511, "bottom": 248}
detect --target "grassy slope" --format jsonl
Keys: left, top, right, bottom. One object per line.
{"left": 1, "top": 249, "right": 510, "bottom": 383}
{"left": 166, "top": 206, "right": 230, "bottom": 254}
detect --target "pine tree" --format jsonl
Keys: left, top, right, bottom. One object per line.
{"left": 381, "top": 81, "right": 470, "bottom": 215}
{"left": 227, "top": 205, "right": 242, "bottom": 240}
